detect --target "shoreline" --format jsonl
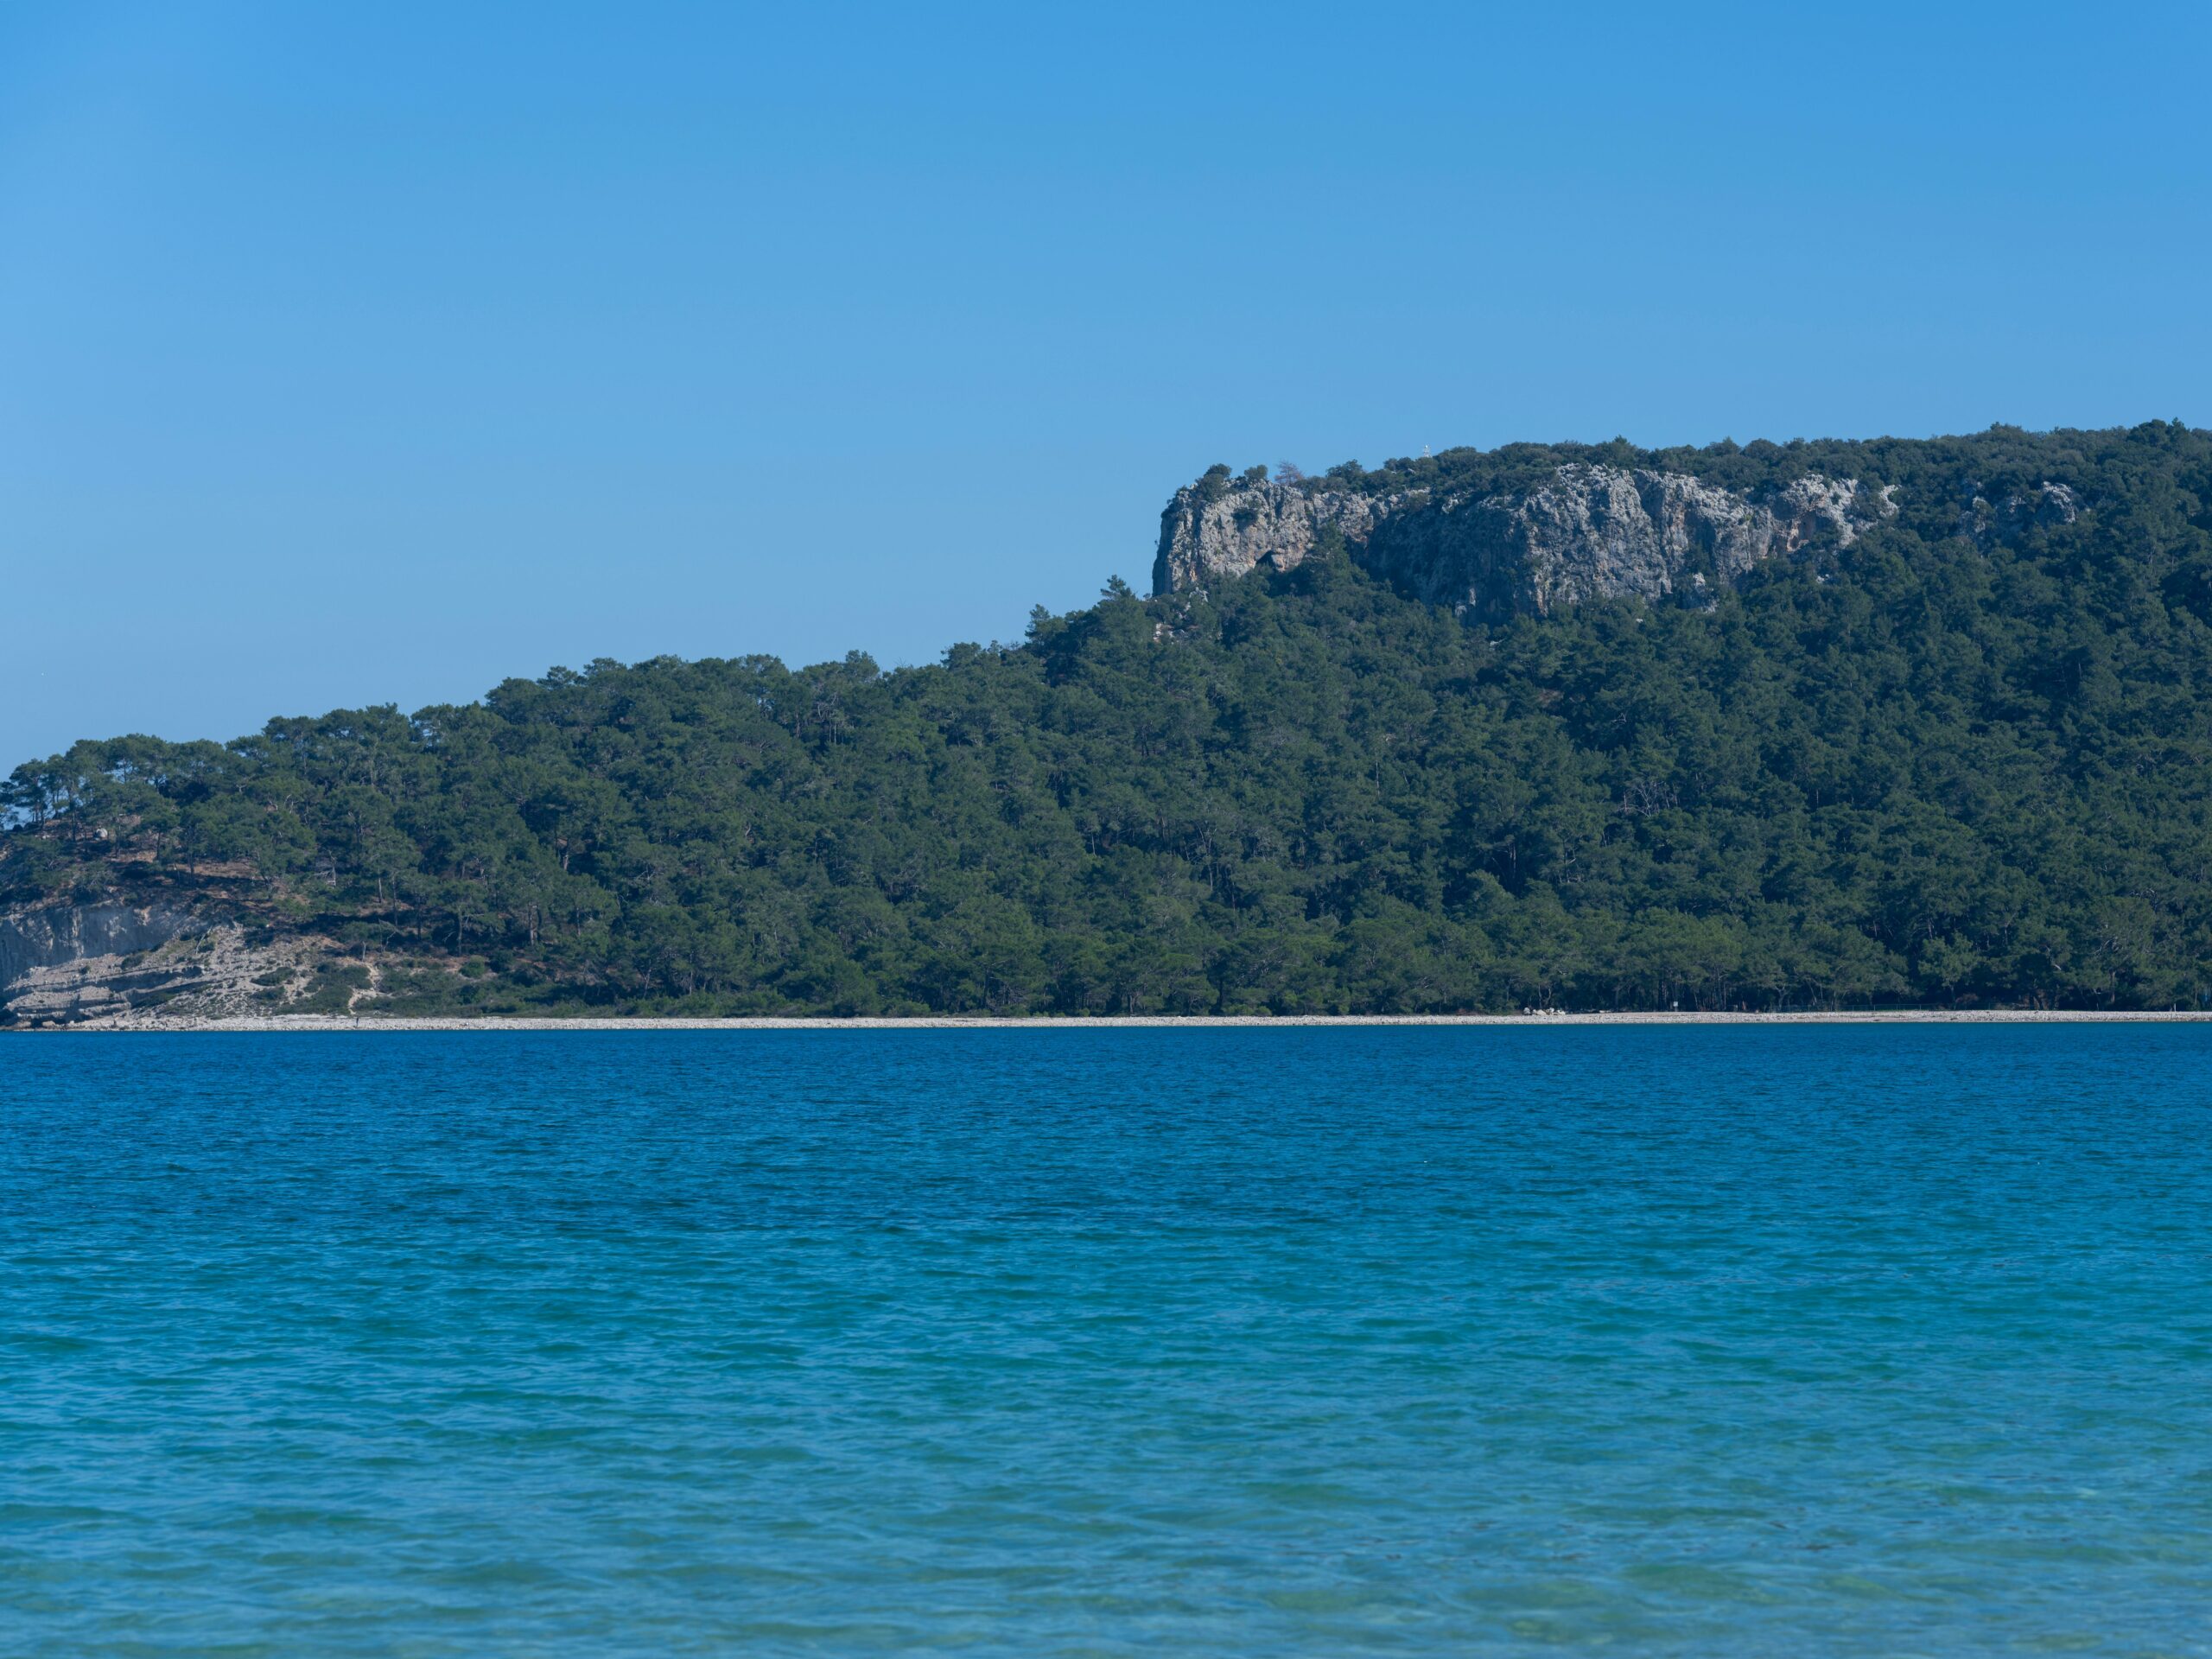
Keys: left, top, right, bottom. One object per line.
{"left": 10, "top": 1009, "right": 2212, "bottom": 1032}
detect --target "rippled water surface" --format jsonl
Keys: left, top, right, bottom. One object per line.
{"left": 4, "top": 1027, "right": 2211, "bottom": 1656}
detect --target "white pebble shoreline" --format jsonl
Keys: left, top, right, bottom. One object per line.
{"left": 13, "top": 1010, "right": 2212, "bottom": 1032}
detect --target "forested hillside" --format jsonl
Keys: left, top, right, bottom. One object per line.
{"left": 8, "top": 423, "right": 2212, "bottom": 1016}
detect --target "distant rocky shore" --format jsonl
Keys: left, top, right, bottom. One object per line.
{"left": 14, "top": 1011, "right": 2210, "bottom": 1032}
{"left": 9, "top": 426, "right": 2203, "bottom": 1024}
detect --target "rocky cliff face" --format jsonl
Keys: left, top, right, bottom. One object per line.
{"left": 1154, "top": 465, "right": 1896, "bottom": 619}
{"left": 0, "top": 902, "right": 217, "bottom": 1023}
{"left": 0, "top": 902, "right": 359, "bottom": 1024}
{"left": 0, "top": 902, "right": 207, "bottom": 995}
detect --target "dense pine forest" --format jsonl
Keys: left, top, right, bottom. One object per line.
{"left": 9, "top": 423, "right": 2212, "bottom": 1016}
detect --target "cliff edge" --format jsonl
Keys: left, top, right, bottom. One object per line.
{"left": 1154, "top": 462, "right": 1896, "bottom": 618}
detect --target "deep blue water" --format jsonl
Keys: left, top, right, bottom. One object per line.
{"left": 3, "top": 1027, "right": 2210, "bottom": 1656}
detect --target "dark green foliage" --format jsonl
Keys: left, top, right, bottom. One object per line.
{"left": 291, "top": 963, "right": 370, "bottom": 1014}
{"left": 9, "top": 423, "right": 2212, "bottom": 1014}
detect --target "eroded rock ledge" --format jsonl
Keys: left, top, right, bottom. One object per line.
{"left": 0, "top": 902, "right": 207, "bottom": 998}
{"left": 1154, "top": 464, "right": 1897, "bottom": 617}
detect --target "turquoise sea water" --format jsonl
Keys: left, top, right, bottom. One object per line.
{"left": 3, "top": 1027, "right": 2209, "bottom": 1656}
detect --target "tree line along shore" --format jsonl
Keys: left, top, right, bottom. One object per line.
{"left": 7, "top": 423, "right": 2212, "bottom": 1020}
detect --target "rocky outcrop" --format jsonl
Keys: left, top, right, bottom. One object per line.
{"left": 0, "top": 901, "right": 207, "bottom": 997}
{"left": 1959, "top": 480, "right": 2081, "bottom": 547}
{"left": 0, "top": 911, "right": 335, "bottom": 1025}
{"left": 1154, "top": 483, "right": 1388, "bottom": 594}
{"left": 1154, "top": 465, "right": 1896, "bottom": 619}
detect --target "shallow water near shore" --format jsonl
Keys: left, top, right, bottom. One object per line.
{"left": 4, "top": 1027, "right": 2209, "bottom": 1656}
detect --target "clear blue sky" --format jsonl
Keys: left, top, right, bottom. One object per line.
{"left": 5, "top": 2, "right": 2208, "bottom": 766}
